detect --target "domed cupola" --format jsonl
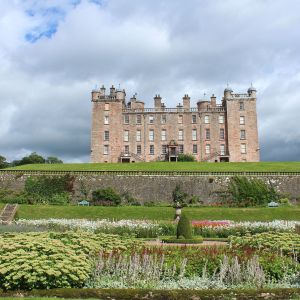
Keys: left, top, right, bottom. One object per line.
{"left": 224, "top": 85, "right": 233, "bottom": 93}
{"left": 248, "top": 84, "right": 257, "bottom": 94}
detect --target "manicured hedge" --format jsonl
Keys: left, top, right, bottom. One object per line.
{"left": 162, "top": 237, "right": 203, "bottom": 244}
{"left": 0, "top": 288, "right": 299, "bottom": 300}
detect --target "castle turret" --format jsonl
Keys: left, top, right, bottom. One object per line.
{"left": 100, "top": 85, "right": 106, "bottom": 96}
{"left": 224, "top": 85, "right": 233, "bottom": 99}
{"left": 116, "top": 88, "right": 126, "bottom": 101}
{"left": 110, "top": 85, "right": 116, "bottom": 97}
{"left": 247, "top": 84, "right": 257, "bottom": 98}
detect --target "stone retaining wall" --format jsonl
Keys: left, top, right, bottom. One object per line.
{"left": 1, "top": 171, "right": 300, "bottom": 203}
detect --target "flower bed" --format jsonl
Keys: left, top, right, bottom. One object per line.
{"left": 16, "top": 218, "right": 175, "bottom": 237}
{"left": 15, "top": 219, "right": 300, "bottom": 238}
{"left": 192, "top": 220, "right": 300, "bottom": 238}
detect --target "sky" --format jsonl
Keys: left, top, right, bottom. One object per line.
{"left": 0, "top": 0, "right": 300, "bottom": 163}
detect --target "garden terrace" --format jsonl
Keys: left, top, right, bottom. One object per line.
{"left": 4, "top": 162, "right": 300, "bottom": 172}
{"left": 2, "top": 205, "right": 300, "bottom": 221}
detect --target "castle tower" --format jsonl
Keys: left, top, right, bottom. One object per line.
{"left": 224, "top": 85, "right": 260, "bottom": 162}
{"left": 90, "top": 84, "right": 124, "bottom": 163}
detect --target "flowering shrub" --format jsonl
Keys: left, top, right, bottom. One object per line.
{"left": 230, "top": 232, "right": 300, "bottom": 260}
{"left": 0, "top": 231, "right": 139, "bottom": 290}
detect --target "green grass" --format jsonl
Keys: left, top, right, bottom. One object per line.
{"left": 4, "top": 161, "right": 300, "bottom": 172}
{"left": 15, "top": 205, "right": 300, "bottom": 221}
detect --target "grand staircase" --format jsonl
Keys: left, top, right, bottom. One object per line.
{"left": 0, "top": 204, "right": 18, "bottom": 224}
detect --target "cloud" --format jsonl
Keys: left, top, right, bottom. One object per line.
{"left": 0, "top": 0, "right": 300, "bottom": 162}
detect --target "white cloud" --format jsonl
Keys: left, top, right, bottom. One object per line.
{"left": 0, "top": 0, "right": 300, "bottom": 162}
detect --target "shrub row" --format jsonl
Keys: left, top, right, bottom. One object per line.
{"left": 1, "top": 288, "right": 299, "bottom": 300}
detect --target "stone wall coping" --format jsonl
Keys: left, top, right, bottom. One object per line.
{"left": 1, "top": 170, "right": 300, "bottom": 176}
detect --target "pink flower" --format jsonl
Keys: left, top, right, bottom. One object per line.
{"left": 191, "top": 220, "right": 231, "bottom": 227}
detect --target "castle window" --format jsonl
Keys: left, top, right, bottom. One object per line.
{"left": 162, "top": 145, "right": 167, "bottom": 154}
{"left": 150, "top": 145, "right": 154, "bottom": 155}
{"left": 104, "top": 115, "right": 109, "bottom": 125}
{"left": 192, "top": 115, "right": 197, "bottom": 123}
{"left": 103, "top": 145, "right": 109, "bottom": 155}
{"left": 192, "top": 129, "right": 197, "bottom": 141}
{"left": 136, "top": 130, "right": 141, "bottom": 142}
{"left": 124, "top": 145, "right": 129, "bottom": 154}
{"left": 104, "top": 131, "right": 109, "bottom": 141}
{"left": 205, "top": 128, "right": 210, "bottom": 140}
{"left": 193, "top": 144, "right": 197, "bottom": 154}
{"left": 240, "top": 116, "right": 245, "bottom": 125}
{"left": 161, "top": 115, "right": 167, "bottom": 124}
{"left": 124, "top": 115, "right": 129, "bottom": 124}
{"left": 123, "top": 130, "right": 129, "bottom": 142}
{"left": 241, "top": 143, "right": 247, "bottom": 154}
{"left": 239, "top": 102, "right": 244, "bottom": 111}
{"left": 220, "top": 128, "right": 225, "bottom": 140}
{"left": 179, "top": 145, "right": 184, "bottom": 153}
{"left": 104, "top": 103, "right": 109, "bottom": 111}
{"left": 161, "top": 129, "right": 166, "bottom": 141}
{"left": 219, "top": 115, "right": 224, "bottom": 124}
{"left": 136, "top": 115, "right": 142, "bottom": 124}
{"left": 205, "top": 144, "right": 211, "bottom": 154}
{"left": 178, "top": 129, "right": 184, "bottom": 141}
{"left": 137, "top": 145, "right": 142, "bottom": 155}
{"left": 178, "top": 115, "right": 183, "bottom": 124}
{"left": 204, "top": 115, "right": 210, "bottom": 124}
{"left": 149, "top": 130, "right": 154, "bottom": 141}
{"left": 149, "top": 115, "right": 154, "bottom": 124}
{"left": 220, "top": 144, "right": 225, "bottom": 155}
{"left": 240, "top": 130, "right": 246, "bottom": 140}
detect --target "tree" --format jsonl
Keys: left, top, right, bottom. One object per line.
{"left": 172, "top": 184, "right": 188, "bottom": 205}
{"left": 46, "top": 156, "right": 63, "bottom": 164}
{"left": 18, "top": 152, "right": 45, "bottom": 165}
{"left": 0, "top": 156, "right": 9, "bottom": 169}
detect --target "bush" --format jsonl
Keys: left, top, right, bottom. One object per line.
{"left": 22, "top": 175, "right": 74, "bottom": 205}
{"left": 225, "top": 176, "right": 279, "bottom": 207}
{"left": 0, "top": 188, "right": 28, "bottom": 204}
{"left": 279, "top": 198, "right": 292, "bottom": 206}
{"left": 0, "top": 232, "right": 139, "bottom": 291}
{"left": 178, "top": 153, "right": 195, "bottom": 162}
{"left": 230, "top": 232, "right": 300, "bottom": 259}
{"left": 92, "top": 188, "right": 121, "bottom": 206}
{"left": 176, "top": 214, "right": 192, "bottom": 239}
{"left": 172, "top": 184, "right": 188, "bottom": 205}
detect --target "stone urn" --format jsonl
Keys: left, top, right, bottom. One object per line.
{"left": 174, "top": 202, "right": 182, "bottom": 221}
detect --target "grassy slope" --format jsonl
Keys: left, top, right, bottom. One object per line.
{"left": 16, "top": 205, "right": 300, "bottom": 221}
{"left": 4, "top": 161, "right": 300, "bottom": 172}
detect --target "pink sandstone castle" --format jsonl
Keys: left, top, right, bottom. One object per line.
{"left": 90, "top": 85, "right": 260, "bottom": 163}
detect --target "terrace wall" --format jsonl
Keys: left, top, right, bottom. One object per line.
{"left": 0, "top": 171, "right": 300, "bottom": 203}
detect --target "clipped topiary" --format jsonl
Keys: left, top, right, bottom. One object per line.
{"left": 176, "top": 213, "right": 192, "bottom": 239}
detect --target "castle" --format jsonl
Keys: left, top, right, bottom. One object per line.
{"left": 90, "top": 85, "right": 260, "bottom": 163}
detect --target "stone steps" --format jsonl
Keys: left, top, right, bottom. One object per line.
{"left": 0, "top": 204, "right": 18, "bottom": 224}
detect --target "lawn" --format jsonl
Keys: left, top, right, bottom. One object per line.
{"left": 4, "top": 161, "right": 300, "bottom": 172}
{"left": 15, "top": 204, "right": 300, "bottom": 221}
